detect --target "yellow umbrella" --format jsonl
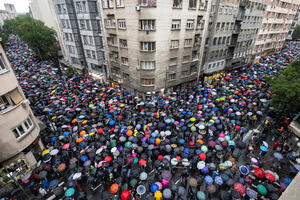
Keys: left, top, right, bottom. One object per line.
{"left": 51, "top": 90, "right": 55, "bottom": 94}
{"left": 190, "top": 117, "right": 196, "bottom": 122}
{"left": 120, "top": 104, "right": 125, "bottom": 108}
{"left": 42, "top": 149, "right": 50, "bottom": 156}
{"left": 88, "top": 132, "right": 95, "bottom": 136}
{"left": 154, "top": 191, "right": 162, "bottom": 200}
{"left": 51, "top": 116, "right": 57, "bottom": 120}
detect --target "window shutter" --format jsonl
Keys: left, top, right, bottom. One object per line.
{"left": 9, "top": 88, "right": 23, "bottom": 105}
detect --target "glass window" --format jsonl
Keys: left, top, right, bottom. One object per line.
{"left": 140, "top": 42, "right": 155, "bottom": 51}
{"left": 121, "top": 57, "right": 129, "bottom": 65}
{"left": 118, "top": 19, "right": 126, "bottom": 29}
{"left": 170, "top": 40, "right": 179, "bottom": 49}
{"left": 141, "top": 78, "right": 155, "bottom": 85}
{"left": 186, "top": 20, "right": 194, "bottom": 29}
{"left": 171, "top": 20, "right": 181, "bottom": 30}
{"left": 120, "top": 39, "right": 127, "bottom": 48}
{"left": 184, "top": 39, "right": 192, "bottom": 47}
{"left": 140, "top": 61, "right": 155, "bottom": 70}
{"left": 140, "top": 20, "right": 155, "bottom": 30}
{"left": 173, "top": 0, "right": 182, "bottom": 8}
{"left": 0, "top": 54, "right": 8, "bottom": 73}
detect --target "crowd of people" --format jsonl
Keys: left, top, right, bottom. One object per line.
{"left": 3, "top": 35, "right": 300, "bottom": 200}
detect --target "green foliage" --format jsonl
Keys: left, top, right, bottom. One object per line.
{"left": 292, "top": 24, "right": 300, "bottom": 40}
{"left": 2, "top": 15, "right": 59, "bottom": 65}
{"left": 267, "top": 61, "right": 300, "bottom": 113}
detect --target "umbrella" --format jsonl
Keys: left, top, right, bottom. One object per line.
{"left": 163, "top": 188, "right": 172, "bottom": 199}
{"left": 65, "top": 187, "right": 75, "bottom": 197}
{"left": 171, "top": 158, "right": 178, "bottom": 166}
{"left": 257, "top": 184, "right": 267, "bottom": 195}
{"left": 73, "top": 172, "right": 82, "bottom": 180}
{"left": 110, "top": 183, "right": 119, "bottom": 194}
{"left": 137, "top": 185, "right": 146, "bottom": 195}
{"left": 265, "top": 173, "right": 276, "bottom": 182}
{"left": 139, "top": 159, "right": 147, "bottom": 166}
{"left": 219, "top": 190, "right": 231, "bottom": 200}
{"left": 139, "top": 172, "right": 148, "bottom": 180}
{"left": 154, "top": 191, "right": 162, "bottom": 200}
{"left": 283, "top": 177, "right": 292, "bottom": 185}
{"left": 234, "top": 182, "right": 245, "bottom": 195}
{"left": 22, "top": 172, "right": 32, "bottom": 182}
{"left": 162, "top": 170, "right": 172, "bottom": 180}
{"left": 239, "top": 165, "right": 249, "bottom": 175}
{"left": 49, "top": 179, "right": 59, "bottom": 189}
{"left": 151, "top": 184, "right": 159, "bottom": 192}
{"left": 197, "top": 191, "right": 206, "bottom": 200}
{"left": 189, "top": 178, "right": 198, "bottom": 187}
{"left": 197, "top": 161, "right": 206, "bottom": 169}
{"left": 57, "top": 163, "right": 66, "bottom": 172}
{"left": 273, "top": 152, "right": 283, "bottom": 160}
{"left": 246, "top": 188, "right": 257, "bottom": 199}
{"left": 204, "top": 175, "right": 213, "bottom": 184}
{"left": 50, "top": 149, "right": 59, "bottom": 155}
{"left": 215, "top": 176, "right": 223, "bottom": 185}
{"left": 121, "top": 190, "right": 131, "bottom": 200}
{"left": 81, "top": 155, "right": 88, "bottom": 162}
{"left": 253, "top": 167, "right": 264, "bottom": 178}
{"left": 38, "top": 171, "right": 48, "bottom": 179}
{"left": 260, "top": 145, "right": 268, "bottom": 152}
{"left": 178, "top": 186, "right": 185, "bottom": 196}
{"left": 207, "top": 184, "right": 216, "bottom": 193}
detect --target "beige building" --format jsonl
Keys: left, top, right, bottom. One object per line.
{"left": 29, "top": 0, "right": 69, "bottom": 64}
{"left": 252, "top": 0, "right": 299, "bottom": 58}
{"left": 100, "top": 0, "right": 212, "bottom": 97}
{"left": 0, "top": 41, "right": 43, "bottom": 167}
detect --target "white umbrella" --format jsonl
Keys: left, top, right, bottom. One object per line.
{"left": 197, "top": 161, "right": 206, "bottom": 170}
{"left": 182, "top": 159, "right": 190, "bottom": 167}
{"left": 73, "top": 172, "right": 82, "bottom": 180}
{"left": 263, "top": 141, "right": 268, "bottom": 148}
{"left": 50, "top": 149, "right": 59, "bottom": 156}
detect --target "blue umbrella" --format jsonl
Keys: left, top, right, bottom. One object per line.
{"left": 81, "top": 155, "right": 88, "bottom": 162}
{"left": 79, "top": 115, "right": 85, "bottom": 119}
{"left": 260, "top": 145, "right": 268, "bottom": 152}
{"left": 179, "top": 139, "right": 185, "bottom": 144}
{"left": 283, "top": 177, "right": 292, "bottom": 185}
{"left": 239, "top": 165, "right": 249, "bottom": 175}
{"left": 287, "top": 153, "right": 296, "bottom": 161}
{"left": 63, "top": 131, "right": 70, "bottom": 136}
{"left": 246, "top": 188, "right": 257, "bottom": 199}
{"left": 109, "top": 120, "right": 115, "bottom": 125}
{"left": 50, "top": 136, "right": 57, "bottom": 142}
{"left": 201, "top": 166, "right": 209, "bottom": 174}
{"left": 42, "top": 180, "right": 49, "bottom": 188}
{"left": 215, "top": 176, "right": 223, "bottom": 185}
{"left": 273, "top": 152, "right": 283, "bottom": 160}
{"left": 49, "top": 179, "right": 59, "bottom": 188}
{"left": 165, "top": 119, "right": 171, "bottom": 124}
{"left": 151, "top": 184, "right": 159, "bottom": 192}
{"left": 204, "top": 175, "right": 213, "bottom": 184}
{"left": 238, "top": 177, "right": 245, "bottom": 185}
{"left": 221, "top": 174, "right": 229, "bottom": 182}
{"left": 79, "top": 141, "right": 88, "bottom": 148}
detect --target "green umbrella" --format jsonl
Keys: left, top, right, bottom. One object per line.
{"left": 201, "top": 145, "right": 208, "bottom": 153}
{"left": 257, "top": 184, "right": 267, "bottom": 196}
{"left": 90, "top": 167, "right": 97, "bottom": 175}
{"left": 220, "top": 97, "right": 226, "bottom": 101}
{"left": 197, "top": 191, "right": 206, "bottom": 200}
{"left": 125, "top": 141, "right": 132, "bottom": 148}
{"left": 191, "top": 126, "right": 196, "bottom": 132}
{"left": 130, "top": 178, "right": 138, "bottom": 187}
{"left": 122, "top": 183, "right": 128, "bottom": 191}
{"left": 65, "top": 187, "right": 75, "bottom": 197}
{"left": 111, "top": 139, "right": 117, "bottom": 148}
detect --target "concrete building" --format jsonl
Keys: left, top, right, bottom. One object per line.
{"left": 252, "top": 0, "right": 299, "bottom": 58}
{"left": 3, "top": 4, "right": 16, "bottom": 13}
{"left": 53, "top": 0, "right": 107, "bottom": 80}
{"left": 0, "top": 10, "right": 17, "bottom": 28}
{"left": 29, "top": 0, "right": 69, "bottom": 64}
{"left": 203, "top": 0, "right": 267, "bottom": 73}
{"left": 287, "top": 4, "right": 300, "bottom": 39}
{"left": 0, "top": 40, "right": 43, "bottom": 167}
{"left": 99, "top": 0, "right": 212, "bottom": 97}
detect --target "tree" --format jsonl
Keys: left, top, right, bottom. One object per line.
{"left": 2, "top": 15, "right": 60, "bottom": 68}
{"left": 267, "top": 61, "right": 300, "bottom": 113}
{"left": 292, "top": 24, "right": 300, "bottom": 40}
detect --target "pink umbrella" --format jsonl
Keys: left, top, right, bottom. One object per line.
{"left": 155, "top": 182, "right": 163, "bottom": 190}
{"left": 162, "top": 179, "right": 169, "bottom": 187}
{"left": 62, "top": 143, "right": 70, "bottom": 150}
{"left": 219, "top": 133, "right": 225, "bottom": 138}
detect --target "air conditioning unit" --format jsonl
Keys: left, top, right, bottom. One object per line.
{"left": 21, "top": 99, "right": 30, "bottom": 107}
{"left": 136, "top": 5, "right": 140, "bottom": 11}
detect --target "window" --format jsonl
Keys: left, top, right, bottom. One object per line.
{"left": 140, "top": 61, "right": 155, "bottom": 70}
{"left": 0, "top": 88, "right": 23, "bottom": 111}
{"left": 68, "top": 45, "right": 75, "bottom": 54}
{"left": 189, "top": 0, "right": 197, "bottom": 9}
{"left": 194, "top": 34, "right": 201, "bottom": 46}
{"left": 170, "top": 40, "right": 179, "bottom": 49}
{"left": 123, "top": 73, "right": 129, "bottom": 81}
{"left": 168, "top": 73, "right": 176, "bottom": 80}
{"left": 107, "top": 34, "right": 116, "bottom": 46}
{"left": 76, "top": 2, "right": 82, "bottom": 12}
{"left": 91, "top": 51, "right": 96, "bottom": 59}
{"left": 80, "top": 19, "right": 86, "bottom": 29}
{"left": 173, "top": 0, "right": 182, "bottom": 8}
{"left": 111, "top": 67, "right": 120, "bottom": 74}
{"left": 82, "top": 1, "right": 86, "bottom": 12}
{"left": 0, "top": 54, "right": 8, "bottom": 73}
{"left": 118, "top": 19, "right": 126, "bottom": 29}
{"left": 197, "top": 15, "right": 204, "bottom": 29}
{"left": 86, "top": 20, "right": 91, "bottom": 30}
{"left": 102, "top": 0, "right": 110, "bottom": 8}
{"left": 121, "top": 57, "right": 129, "bottom": 65}
{"left": 141, "top": 78, "right": 155, "bottom": 85}
{"left": 192, "top": 51, "right": 199, "bottom": 60}
{"left": 184, "top": 39, "right": 192, "bottom": 47}
{"left": 86, "top": 50, "right": 91, "bottom": 58}
{"left": 186, "top": 20, "right": 194, "bottom": 29}
{"left": 12, "top": 116, "right": 34, "bottom": 139}
{"left": 169, "top": 58, "right": 177, "bottom": 66}
{"left": 105, "top": 16, "right": 115, "bottom": 28}
{"left": 116, "top": 0, "right": 124, "bottom": 7}
{"left": 140, "top": 0, "right": 157, "bottom": 7}
{"left": 190, "top": 65, "right": 197, "bottom": 73}
{"left": 83, "top": 35, "right": 88, "bottom": 45}
{"left": 140, "top": 42, "right": 155, "bottom": 51}
{"left": 171, "top": 20, "right": 181, "bottom": 30}
{"left": 109, "top": 51, "right": 119, "bottom": 62}
{"left": 89, "top": 36, "right": 93, "bottom": 45}
{"left": 140, "top": 20, "right": 155, "bottom": 30}
{"left": 183, "top": 55, "right": 190, "bottom": 62}
{"left": 56, "top": 4, "right": 62, "bottom": 14}
{"left": 120, "top": 39, "right": 127, "bottom": 48}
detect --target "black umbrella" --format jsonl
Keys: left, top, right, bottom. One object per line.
{"left": 38, "top": 170, "right": 48, "bottom": 179}
{"left": 220, "top": 190, "right": 231, "bottom": 200}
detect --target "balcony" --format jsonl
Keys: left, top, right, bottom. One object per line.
{"left": 240, "top": 0, "right": 249, "bottom": 7}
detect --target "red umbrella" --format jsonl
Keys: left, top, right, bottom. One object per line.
{"left": 253, "top": 168, "right": 265, "bottom": 178}
{"left": 62, "top": 143, "right": 70, "bottom": 150}
{"left": 199, "top": 153, "right": 206, "bottom": 160}
{"left": 104, "top": 156, "right": 112, "bottom": 162}
{"left": 235, "top": 125, "right": 241, "bottom": 130}
{"left": 121, "top": 190, "right": 130, "bottom": 200}
{"left": 234, "top": 182, "right": 246, "bottom": 195}
{"left": 97, "top": 128, "right": 103, "bottom": 134}
{"left": 138, "top": 159, "right": 147, "bottom": 166}
{"left": 265, "top": 173, "right": 275, "bottom": 182}
{"left": 126, "top": 156, "right": 134, "bottom": 164}
{"left": 158, "top": 155, "right": 164, "bottom": 161}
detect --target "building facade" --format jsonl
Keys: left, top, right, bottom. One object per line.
{"left": 53, "top": 0, "right": 107, "bottom": 80}
{"left": 0, "top": 41, "right": 43, "bottom": 167}
{"left": 99, "top": 0, "right": 211, "bottom": 96}
{"left": 252, "top": 0, "right": 299, "bottom": 58}
{"left": 203, "top": 0, "right": 267, "bottom": 73}
{"left": 29, "top": 0, "right": 69, "bottom": 64}
{"left": 3, "top": 4, "right": 16, "bottom": 13}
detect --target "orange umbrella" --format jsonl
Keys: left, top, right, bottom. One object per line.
{"left": 72, "top": 119, "right": 77, "bottom": 123}
{"left": 126, "top": 130, "right": 133, "bottom": 137}
{"left": 81, "top": 120, "right": 88, "bottom": 125}
{"left": 57, "top": 163, "right": 66, "bottom": 172}
{"left": 76, "top": 138, "right": 84, "bottom": 143}
{"left": 80, "top": 130, "right": 86, "bottom": 137}
{"left": 110, "top": 183, "right": 119, "bottom": 194}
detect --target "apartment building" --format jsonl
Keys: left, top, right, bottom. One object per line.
{"left": 99, "top": 0, "right": 211, "bottom": 97}
{"left": 252, "top": 0, "right": 299, "bottom": 58}
{"left": 0, "top": 41, "right": 43, "bottom": 167}
{"left": 287, "top": 4, "right": 300, "bottom": 39}
{"left": 203, "top": 0, "right": 267, "bottom": 73}
{"left": 53, "top": 0, "right": 107, "bottom": 79}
